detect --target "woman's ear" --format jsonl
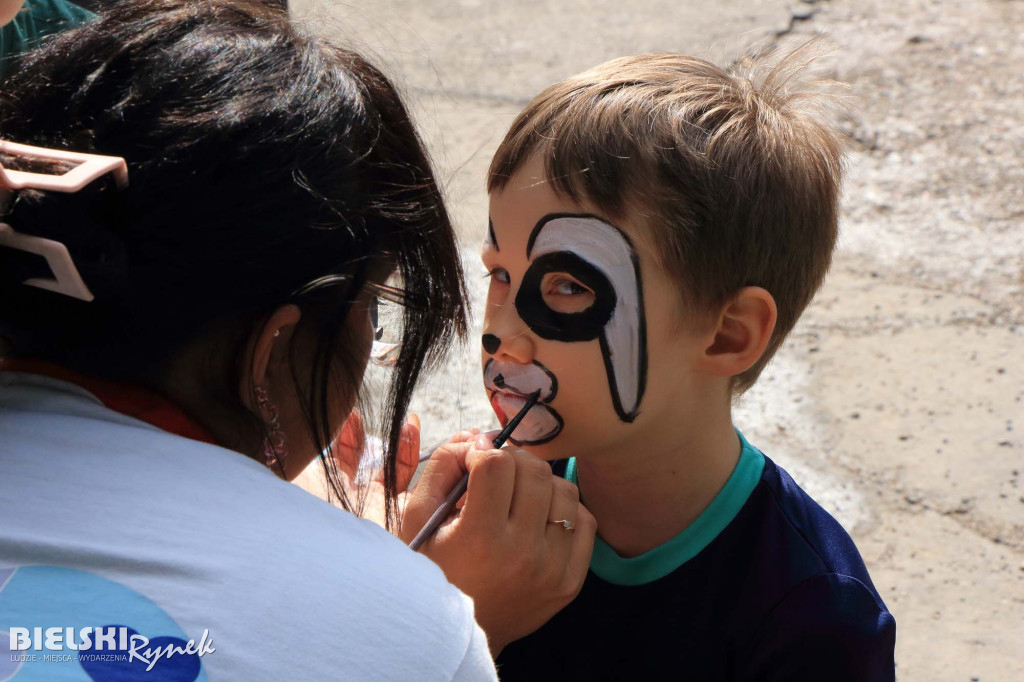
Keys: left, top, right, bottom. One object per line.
{"left": 243, "top": 304, "right": 302, "bottom": 403}
{"left": 698, "top": 287, "right": 777, "bottom": 378}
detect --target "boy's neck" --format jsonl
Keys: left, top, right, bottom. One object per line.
{"left": 574, "top": 406, "right": 741, "bottom": 559}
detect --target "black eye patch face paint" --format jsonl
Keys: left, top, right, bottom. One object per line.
{"left": 515, "top": 213, "right": 648, "bottom": 423}
{"left": 515, "top": 252, "right": 615, "bottom": 342}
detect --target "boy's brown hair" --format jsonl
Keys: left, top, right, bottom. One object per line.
{"left": 488, "top": 43, "right": 844, "bottom": 392}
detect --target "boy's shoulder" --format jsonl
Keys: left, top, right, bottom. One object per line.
{"left": 499, "top": 448, "right": 895, "bottom": 681}
{"left": 753, "top": 454, "right": 882, "bottom": 585}
{"left": 731, "top": 455, "right": 896, "bottom": 666}
{"left": 716, "top": 453, "right": 897, "bottom": 679}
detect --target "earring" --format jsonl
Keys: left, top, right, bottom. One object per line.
{"left": 254, "top": 385, "right": 287, "bottom": 473}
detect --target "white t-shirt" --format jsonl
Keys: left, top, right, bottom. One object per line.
{"left": 0, "top": 371, "right": 497, "bottom": 681}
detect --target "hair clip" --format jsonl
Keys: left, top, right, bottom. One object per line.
{"left": 0, "top": 140, "right": 129, "bottom": 302}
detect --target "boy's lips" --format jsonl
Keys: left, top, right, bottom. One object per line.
{"left": 488, "top": 390, "right": 563, "bottom": 446}
{"left": 483, "top": 358, "right": 563, "bottom": 445}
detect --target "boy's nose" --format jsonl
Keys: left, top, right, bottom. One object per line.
{"left": 480, "top": 331, "right": 534, "bottom": 364}
{"left": 481, "top": 334, "right": 501, "bottom": 354}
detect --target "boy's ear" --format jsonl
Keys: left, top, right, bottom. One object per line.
{"left": 698, "top": 287, "right": 777, "bottom": 378}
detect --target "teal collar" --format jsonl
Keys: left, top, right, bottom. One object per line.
{"left": 564, "top": 430, "right": 765, "bottom": 586}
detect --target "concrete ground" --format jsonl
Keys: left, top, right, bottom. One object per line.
{"left": 293, "top": 1, "right": 1023, "bottom": 679}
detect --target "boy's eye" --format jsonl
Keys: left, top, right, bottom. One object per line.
{"left": 542, "top": 273, "right": 595, "bottom": 313}
{"left": 550, "top": 277, "right": 589, "bottom": 295}
{"left": 486, "top": 267, "right": 511, "bottom": 284}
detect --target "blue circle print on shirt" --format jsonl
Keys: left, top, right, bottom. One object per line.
{"left": 0, "top": 565, "right": 207, "bottom": 682}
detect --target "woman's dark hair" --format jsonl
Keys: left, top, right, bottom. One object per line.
{"left": 0, "top": 0, "right": 467, "bottom": 527}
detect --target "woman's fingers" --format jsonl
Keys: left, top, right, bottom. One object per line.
{"left": 450, "top": 427, "right": 481, "bottom": 444}
{"left": 295, "top": 409, "right": 365, "bottom": 503}
{"left": 460, "top": 436, "right": 517, "bottom": 534}
{"left": 394, "top": 416, "right": 421, "bottom": 492}
{"left": 332, "top": 410, "right": 365, "bottom": 478}
{"left": 508, "top": 447, "right": 555, "bottom": 532}
{"left": 400, "top": 442, "right": 471, "bottom": 543}
{"left": 544, "top": 476, "right": 581, "bottom": 540}
{"left": 337, "top": 410, "right": 365, "bottom": 451}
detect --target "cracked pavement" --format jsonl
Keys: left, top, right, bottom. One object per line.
{"left": 293, "top": 1, "right": 1023, "bottom": 678}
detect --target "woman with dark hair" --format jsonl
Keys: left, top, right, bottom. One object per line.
{"left": 0, "top": 1, "right": 593, "bottom": 679}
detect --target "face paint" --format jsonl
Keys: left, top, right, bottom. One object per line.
{"left": 483, "top": 358, "right": 562, "bottom": 445}
{"left": 515, "top": 252, "right": 616, "bottom": 341}
{"left": 516, "top": 213, "right": 647, "bottom": 422}
{"left": 481, "top": 333, "right": 501, "bottom": 355}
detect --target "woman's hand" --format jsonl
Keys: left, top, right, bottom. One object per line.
{"left": 401, "top": 434, "right": 597, "bottom": 656}
{"left": 293, "top": 410, "right": 422, "bottom": 526}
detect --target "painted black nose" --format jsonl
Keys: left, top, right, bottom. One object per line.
{"left": 481, "top": 334, "right": 501, "bottom": 354}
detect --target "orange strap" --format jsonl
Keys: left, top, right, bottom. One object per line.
{"left": 0, "top": 358, "right": 218, "bottom": 446}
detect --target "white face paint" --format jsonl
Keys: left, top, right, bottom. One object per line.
{"left": 517, "top": 214, "right": 647, "bottom": 422}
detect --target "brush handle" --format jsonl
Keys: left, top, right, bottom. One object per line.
{"left": 407, "top": 472, "right": 467, "bottom": 551}
{"left": 407, "top": 392, "right": 539, "bottom": 551}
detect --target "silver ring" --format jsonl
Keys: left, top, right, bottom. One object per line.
{"left": 548, "top": 519, "right": 575, "bottom": 533}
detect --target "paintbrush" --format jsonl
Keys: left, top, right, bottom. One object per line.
{"left": 408, "top": 390, "right": 541, "bottom": 551}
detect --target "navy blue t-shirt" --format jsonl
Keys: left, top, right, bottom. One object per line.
{"left": 496, "top": 435, "right": 896, "bottom": 681}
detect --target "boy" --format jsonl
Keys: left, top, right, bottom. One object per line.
{"left": 480, "top": 48, "right": 896, "bottom": 680}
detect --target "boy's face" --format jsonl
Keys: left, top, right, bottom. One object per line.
{"left": 482, "top": 155, "right": 708, "bottom": 460}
